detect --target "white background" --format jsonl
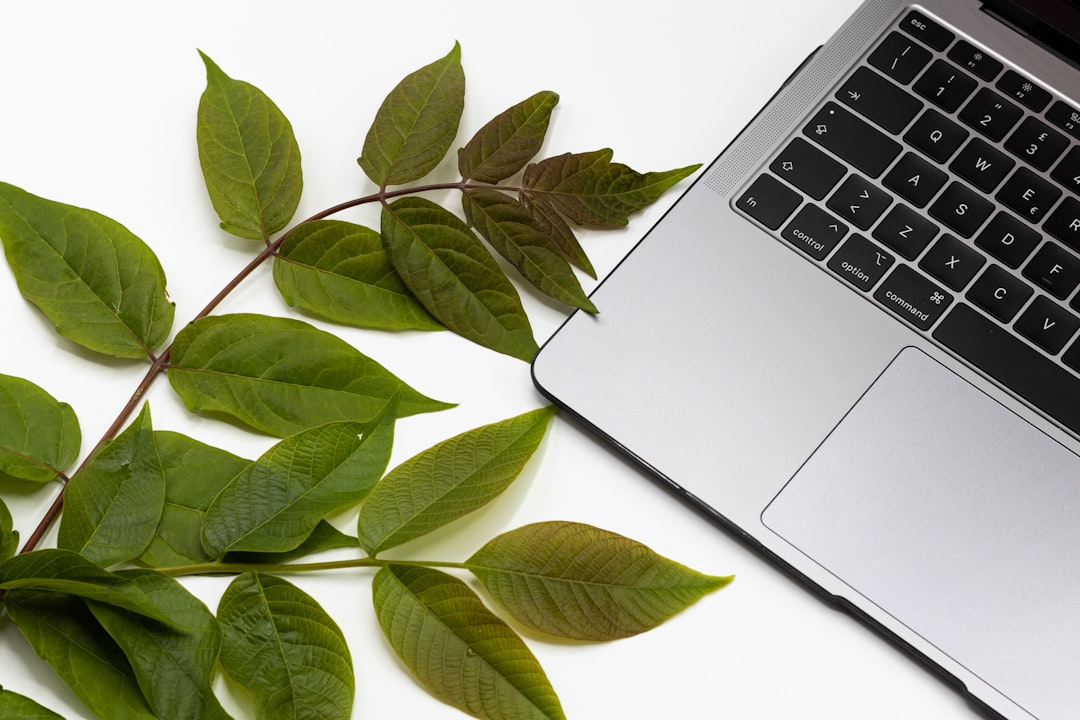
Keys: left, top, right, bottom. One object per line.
{"left": 0, "top": 1, "right": 989, "bottom": 718}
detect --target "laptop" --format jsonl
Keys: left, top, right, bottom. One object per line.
{"left": 531, "top": 1, "right": 1080, "bottom": 718}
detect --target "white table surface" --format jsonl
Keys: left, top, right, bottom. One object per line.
{"left": 0, "top": 1, "right": 990, "bottom": 718}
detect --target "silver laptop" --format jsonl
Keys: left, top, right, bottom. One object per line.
{"left": 532, "top": 2, "right": 1080, "bottom": 718}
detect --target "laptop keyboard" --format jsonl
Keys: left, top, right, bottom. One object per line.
{"left": 734, "top": 8, "right": 1080, "bottom": 436}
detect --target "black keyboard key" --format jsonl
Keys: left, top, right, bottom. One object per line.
{"left": 949, "top": 138, "right": 1015, "bottom": 192}
{"left": 1051, "top": 146, "right": 1080, "bottom": 194}
{"left": 1004, "top": 117, "right": 1069, "bottom": 171}
{"left": 958, "top": 88, "right": 1023, "bottom": 141}
{"left": 827, "top": 174, "right": 893, "bottom": 230}
{"left": 737, "top": 174, "right": 801, "bottom": 230}
{"left": 930, "top": 182, "right": 995, "bottom": 237}
{"left": 884, "top": 152, "right": 948, "bottom": 207}
{"left": 904, "top": 109, "right": 969, "bottom": 163}
{"left": 997, "top": 168, "right": 1062, "bottom": 224}
{"left": 874, "top": 264, "right": 952, "bottom": 330}
{"left": 1045, "top": 197, "right": 1080, "bottom": 252}
{"left": 1016, "top": 296, "right": 1080, "bottom": 354}
{"left": 770, "top": 138, "right": 846, "bottom": 200}
{"left": 868, "top": 31, "right": 933, "bottom": 84}
{"left": 947, "top": 40, "right": 1003, "bottom": 81}
{"left": 1023, "top": 242, "right": 1080, "bottom": 299}
{"left": 919, "top": 233, "right": 986, "bottom": 290}
{"left": 804, "top": 102, "right": 902, "bottom": 178}
{"left": 900, "top": 10, "right": 954, "bottom": 51}
{"left": 873, "top": 203, "right": 939, "bottom": 259}
{"left": 975, "top": 212, "right": 1042, "bottom": 267}
{"left": 827, "top": 234, "right": 895, "bottom": 291}
{"left": 914, "top": 59, "right": 977, "bottom": 113}
{"left": 1047, "top": 101, "right": 1080, "bottom": 142}
{"left": 837, "top": 67, "right": 923, "bottom": 134}
{"left": 781, "top": 204, "right": 848, "bottom": 260}
{"left": 935, "top": 302, "right": 1080, "bottom": 436}
{"left": 967, "top": 264, "right": 1033, "bottom": 321}
{"left": 996, "top": 70, "right": 1052, "bottom": 112}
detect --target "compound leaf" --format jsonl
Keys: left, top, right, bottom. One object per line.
{"left": 197, "top": 52, "right": 302, "bottom": 241}
{"left": 372, "top": 565, "right": 565, "bottom": 720}
{"left": 0, "top": 182, "right": 175, "bottom": 358}
{"left": 218, "top": 573, "right": 353, "bottom": 720}
{"left": 0, "top": 686, "right": 66, "bottom": 719}
{"left": 0, "top": 373, "right": 80, "bottom": 484}
{"left": 458, "top": 91, "right": 558, "bottom": 183}
{"left": 467, "top": 521, "right": 733, "bottom": 641}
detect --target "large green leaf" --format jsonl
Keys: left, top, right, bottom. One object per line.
{"left": 139, "top": 431, "right": 252, "bottom": 569}
{"left": 273, "top": 220, "right": 442, "bottom": 331}
{"left": 6, "top": 590, "right": 156, "bottom": 720}
{"left": 0, "top": 182, "right": 175, "bottom": 358}
{"left": 197, "top": 52, "right": 302, "bottom": 241}
{"left": 58, "top": 404, "right": 165, "bottom": 568}
{"left": 217, "top": 573, "right": 353, "bottom": 720}
{"left": 0, "top": 497, "right": 16, "bottom": 562}
{"left": 467, "top": 521, "right": 733, "bottom": 641}
{"left": 202, "top": 409, "right": 394, "bottom": 558}
{"left": 167, "top": 313, "right": 452, "bottom": 437}
{"left": 462, "top": 189, "right": 596, "bottom": 312}
{"left": 359, "top": 407, "right": 554, "bottom": 556}
{"left": 521, "top": 150, "right": 699, "bottom": 228}
{"left": 373, "top": 565, "right": 565, "bottom": 720}
{"left": 89, "top": 571, "right": 229, "bottom": 720}
{"left": 458, "top": 91, "right": 559, "bottom": 183}
{"left": 0, "top": 686, "right": 65, "bottom": 719}
{"left": 358, "top": 43, "right": 465, "bottom": 187}
{"left": 381, "top": 197, "right": 537, "bottom": 361}
{"left": 0, "top": 373, "right": 80, "bottom": 484}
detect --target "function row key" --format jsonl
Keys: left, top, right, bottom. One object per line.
{"left": 997, "top": 69, "right": 1052, "bottom": 112}
{"left": 899, "top": 10, "right": 954, "bottom": 51}
{"left": 947, "top": 39, "right": 1003, "bottom": 81}
{"left": 1047, "top": 101, "right": 1080, "bottom": 142}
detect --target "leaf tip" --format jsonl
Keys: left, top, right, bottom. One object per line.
{"left": 197, "top": 50, "right": 226, "bottom": 79}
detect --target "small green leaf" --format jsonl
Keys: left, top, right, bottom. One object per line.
{"left": 0, "top": 373, "right": 80, "bottom": 484}
{"left": 520, "top": 195, "right": 595, "bottom": 278}
{"left": 6, "top": 590, "right": 156, "bottom": 720}
{"left": 463, "top": 189, "right": 596, "bottom": 312}
{"left": 218, "top": 573, "right": 353, "bottom": 720}
{"left": 467, "top": 521, "right": 733, "bottom": 641}
{"left": 0, "top": 686, "right": 66, "bottom": 719}
{"left": 197, "top": 51, "right": 303, "bottom": 241}
{"left": 89, "top": 571, "right": 230, "bottom": 720}
{"left": 359, "top": 406, "right": 554, "bottom": 556}
{"left": 458, "top": 91, "right": 559, "bottom": 183}
{"left": 522, "top": 150, "right": 699, "bottom": 228}
{"left": 373, "top": 565, "right": 565, "bottom": 720}
{"left": 168, "top": 313, "right": 453, "bottom": 437}
{"left": 202, "top": 408, "right": 394, "bottom": 558}
{"left": 0, "top": 182, "right": 175, "bottom": 358}
{"left": 381, "top": 197, "right": 537, "bottom": 361}
{"left": 273, "top": 219, "right": 442, "bottom": 331}
{"left": 0, "top": 497, "right": 16, "bottom": 562}
{"left": 58, "top": 404, "right": 165, "bottom": 567}
{"left": 358, "top": 43, "right": 465, "bottom": 187}
{"left": 139, "top": 431, "right": 252, "bottom": 569}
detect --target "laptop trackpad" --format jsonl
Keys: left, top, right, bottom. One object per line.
{"left": 762, "top": 347, "right": 1080, "bottom": 720}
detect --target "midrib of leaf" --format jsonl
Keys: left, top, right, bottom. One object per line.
{"left": 381, "top": 60, "right": 457, "bottom": 189}
{"left": 256, "top": 576, "right": 301, "bottom": 717}
{"left": 0, "top": 444, "right": 63, "bottom": 478}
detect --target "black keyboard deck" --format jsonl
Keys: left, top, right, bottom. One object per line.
{"left": 734, "top": 9, "right": 1080, "bottom": 435}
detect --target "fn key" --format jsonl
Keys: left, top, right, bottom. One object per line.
{"left": 736, "top": 174, "right": 802, "bottom": 230}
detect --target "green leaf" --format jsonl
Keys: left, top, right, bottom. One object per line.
{"left": 197, "top": 51, "right": 303, "bottom": 241}
{"left": 458, "top": 91, "right": 559, "bottom": 183}
{"left": 462, "top": 189, "right": 596, "bottom": 312}
{"left": 358, "top": 42, "right": 465, "bottom": 187}
{"left": 6, "top": 590, "right": 157, "bottom": 720}
{"left": 359, "top": 406, "right": 554, "bottom": 556}
{"left": 273, "top": 220, "right": 442, "bottom": 331}
{"left": 89, "top": 570, "right": 230, "bottom": 720}
{"left": 381, "top": 197, "right": 537, "bottom": 362}
{"left": 202, "top": 408, "right": 394, "bottom": 558}
{"left": 218, "top": 573, "right": 353, "bottom": 720}
{"left": 467, "top": 521, "right": 733, "bottom": 641}
{"left": 0, "top": 182, "right": 175, "bottom": 358}
{"left": 520, "top": 195, "right": 595, "bottom": 279}
{"left": 58, "top": 404, "right": 165, "bottom": 567}
{"left": 0, "top": 686, "right": 66, "bottom": 719}
{"left": 373, "top": 565, "right": 565, "bottom": 720}
{"left": 167, "top": 313, "right": 453, "bottom": 437}
{"left": 224, "top": 520, "right": 359, "bottom": 565}
{"left": 0, "top": 497, "right": 16, "bottom": 562}
{"left": 139, "top": 431, "right": 252, "bottom": 568}
{"left": 0, "top": 373, "right": 80, "bottom": 484}
{"left": 521, "top": 150, "right": 699, "bottom": 228}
